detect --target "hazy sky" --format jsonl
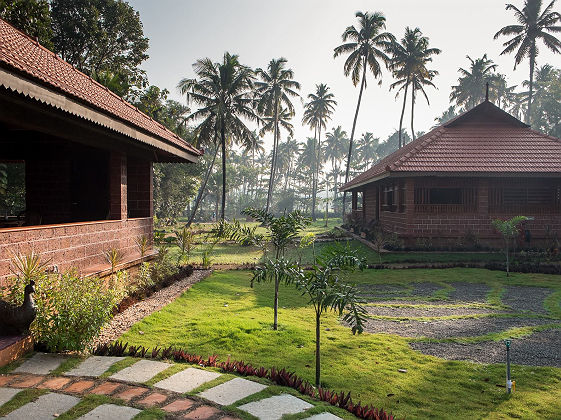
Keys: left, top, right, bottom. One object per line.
{"left": 129, "top": 0, "right": 560, "bottom": 149}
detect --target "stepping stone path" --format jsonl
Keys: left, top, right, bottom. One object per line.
{"left": 3, "top": 392, "right": 80, "bottom": 419}
{"left": 238, "top": 394, "right": 314, "bottom": 420}
{"left": 0, "top": 355, "right": 347, "bottom": 419}
{"left": 155, "top": 367, "right": 221, "bottom": 393}
{"left": 199, "top": 377, "right": 267, "bottom": 405}
{"left": 13, "top": 353, "right": 66, "bottom": 375}
{"left": 67, "top": 356, "right": 125, "bottom": 377}
{"left": 77, "top": 403, "right": 140, "bottom": 420}
{"left": 109, "top": 359, "right": 170, "bottom": 383}
{"left": 0, "top": 388, "right": 20, "bottom": 406}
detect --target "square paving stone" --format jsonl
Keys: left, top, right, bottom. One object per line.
{"left": 0, "top": 387, "right": 21, "bottom": 406}
{"left": 154, "top": 367, "right": 221, "bottom": 393}
{"left": 66, "top": 356, "right": 125, "bottom": 377}
{"left": 306, "top": 413, "right": 343, "bottom": 420}
{"left": 162, "top": 398, "right": 195, "bottom": 413}
{"left": 110, "top": 359, "right": 171, "bottom": 383}
{"left": 3, "top": 392, "right": 80, "bottom": 419}
{"left": 13, "top": 353, "right": 66, "bottom": 375}
{"left": 198, "top": 378, "right": 267, "bottom": 406}
{"left": 183, "top": 405, "right": 222, "bottom": 419}
{"left": 238, "top": 394, "right": 313, "bottom": 420}
{"left": 38, "top": 377, "right": 72, "bottom": 390}
{"left": 77, "top": 403, "right": 141, "bottom": 420}
{"left": 115, "top": 386, "right": 148, "bottom": 402}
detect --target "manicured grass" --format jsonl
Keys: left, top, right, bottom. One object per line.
{"left": 120, "top": 269, "right": 561, "bottom": 419}
{"left": 166, "top": 238, "right": 502, "bottom": 266}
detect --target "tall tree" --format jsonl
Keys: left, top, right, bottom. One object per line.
{"left": 0, "top": 0, "right": 52, "bottom": 47}
{"left": 51, "top": 0, "right": 149, "bottom": 96}
{"left": 494, "top": 0, "right": 561, "bottom": 123}
{"left": 390, "top": 27, "right": 441, "bottom": 145}
{"left": 302, "top": 84, "right": 336, "bottom": 221}
{"left": 450, "top": 55, "right": 498, "bottom": 110}
{"left": 255, "top": 58, "right": 300, "bottom": 213}
{"left": 179, "top": 53, "right": 258, "bottom": 221}
{"left": 334, "top": 11, "right": 394, "bottom": 217}
{"left": 324, "top": 126, "right": 348, "bottom": 212}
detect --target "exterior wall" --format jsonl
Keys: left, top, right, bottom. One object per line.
{"left": 128, "top": 159, "right": 153, "bottom": 218}
{"left": 355, "top": 176, "right": 561, "bottom": 247}
{"left": 0, "top": 218, "right": 152, "bottom": 284}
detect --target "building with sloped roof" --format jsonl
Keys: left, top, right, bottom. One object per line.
{"left": 340, "top": 99, "right": 561, "bottom": 247}
{"left": 0, "top": 18, "right": 201, "bottom": 282}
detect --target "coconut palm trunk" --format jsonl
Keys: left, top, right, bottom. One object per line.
{"left": 398, "top": 81, "right": 409, "bottom": 148}
{"left": 186, "top": 144, "right": 219, "bottom": 227}
{"left": 410, "top": 88, "right": 416, "bottom": 140}
{"left": 265, "top": 103, "right": 279, "bottom": 213}
{"left": 527, "top": 45, "right": 536, "bottom": 124}
{"left": 342, "top": 59, "right": 367, "bottom": 218}
{"left": 220, "top": 123, "right": 227, "bottom": 220}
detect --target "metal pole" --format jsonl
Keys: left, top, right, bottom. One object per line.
{"left": 505, "top": 339, "right": 512, "bottom": 394}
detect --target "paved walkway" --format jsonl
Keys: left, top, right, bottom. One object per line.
{"left": 0, "top": 353, "right": 345, "bottom": 419}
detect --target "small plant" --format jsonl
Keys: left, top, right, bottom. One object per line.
{"left": 367, "top": 223, "right": 398, "bottom": 263}
{"left": 104, "top": 247, "right": 124, "bottom": 274}
{"left": 135, "top": 235, "right": 150, "bottom": 258}
{"left": 174, "top": 226, "right": 196, "bottom": 265}
{"left": 201, "top": 249, "right": 214, "bottom": 269}
{"left": 298, "top": 232, "right": 316, "bottom": 264}
{"left": 492, "top": 216, "right": 528, "bottom": 276}
{"left": 10, "top": 251, "right": 49, "bottom": 282}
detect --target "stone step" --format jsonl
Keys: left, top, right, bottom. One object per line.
{"left": 66, "top": 356, "right": 125, "bottom": 377}
{"left": 306, "top": 413, "right": 343, "bottom": 420}
{"left": 0, "top": 387, "right": 20, "bottom": 406}
{"left": 3, "top": 392, "right": 80, "bottom": 419}
{"left": 13, "top": 353, "right": 66, "bottom": 375}
{"left": 109, "top": 359, "right": 171, "bottom": 383}
{"left": 198, "top": 377, "right": 267, "bottom": 406}
{"left": 238, "top": 394, "right": 313, "bottom": 420}
{"left": 77, "top": 403, "right": 141, "bottom": 420}
{"left": 154, "top": 367, "right": 221, "bottom": 393}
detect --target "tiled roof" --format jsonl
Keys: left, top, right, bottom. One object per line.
{"left": 0, "top": 18, "right": 200, "bottom": 157}
{"left": 341, "top": 101, "right": 561, "bottom": 190}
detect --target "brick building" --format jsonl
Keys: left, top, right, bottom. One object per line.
{"left": 340, "top": 99, "right": 561, "bottom": 247}
{"left": 0, "top": 18, "right": 200, "bottom": 283}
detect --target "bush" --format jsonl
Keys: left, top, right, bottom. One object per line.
{"left": 1, "top": 270, "right": 122, "bottom": 352}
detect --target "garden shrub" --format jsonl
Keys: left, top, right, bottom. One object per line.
{"left": 1, "top": 270, "right": 122, "bottom": 352}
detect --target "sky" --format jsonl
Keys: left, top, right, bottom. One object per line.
{"left": 128, "top": 0, "right": 560, "bottom": 149}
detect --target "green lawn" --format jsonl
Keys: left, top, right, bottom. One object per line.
{"left": 167, "top": 238, "right": 502, "bottom": 266}
{"left": 120, "top": 268, "right": 561, "bottom": 419}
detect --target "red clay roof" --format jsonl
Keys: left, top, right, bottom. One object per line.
{"left": 0, "top": 18, "right": 200, "bottom": 157}
{"left": 341, "top": 100, "right": 561, "bottom": 191}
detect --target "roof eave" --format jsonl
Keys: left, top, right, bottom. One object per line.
{"left": 0, "top": 66, "right": 199, "bottom": 163}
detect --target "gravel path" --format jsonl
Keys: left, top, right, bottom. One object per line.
{"left": 502, "top": 286, "right": 553, "bottom": 314}
{"left": 91, "top": 270, "right": 211, "bottom": 348}
{"left": 410, "top": 328, "right": 561, "bottom": 367}
{"left": 364, "top": 316, "right": 552, "bottom": 338}
{"left": 366, "top": 305, "right": 506, "bottom": 318}
{"left": 449, "top": 282, "right": 490, "bottom": 302}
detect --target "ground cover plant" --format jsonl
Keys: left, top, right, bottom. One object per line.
{"left": 120, "top": 268, "right": 561, "bottom": 419}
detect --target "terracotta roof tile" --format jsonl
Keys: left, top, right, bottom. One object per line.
{"left": 0, "top": 18, "right": 200, "bottom": 157}
{"left": 341, "top": 101, "right": 561, "bottom": 190}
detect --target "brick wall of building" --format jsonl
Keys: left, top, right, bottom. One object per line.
{"left": 0, "top": 217, "right": 152, "bottom": 285}
{"left": 128, "top": 158, "right": 153, "bottom": 218}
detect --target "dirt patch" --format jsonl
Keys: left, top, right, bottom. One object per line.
{"left": 410, "top": 328, "right": 561, "bottom": 367}
{"left": 366, "top": 305, "right": 505, "bottom": 318}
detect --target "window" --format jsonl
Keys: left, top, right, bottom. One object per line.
{"left": 0, "top": 161, "right": 25, "bottom": 218}
{"left": 429, "top": 188, "right": 462, "bottom": 204}
{"left": 490, "top": 184, "right": 559, "bottom": 213}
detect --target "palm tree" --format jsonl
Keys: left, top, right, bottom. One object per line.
{"left": 356, "top": 132, "right": 379, "bottom": 169}
{"left": 389, "top": 27, "right": 441, "bottom": 147}
{"left": 179, "top": 53, "right": 258, "bottom": 221}
{"left": 494, "top": 0, "right": 561, "bottom": 123}
{"left": 433, "top": 105, "right": 457, "bottom": 127}
{"left": 324, "top": 126, "right": 348, "bottom": 212}
{"left": 450, "top": 54, "right": 498, "bottom": 110}
{"left": 243, "top": 131, "right": 265, "bottom": 168}
{"left": 334, "top": 11, "right": 394, "bottom": 216}
{"left": 409, "top": 68, "right": 438, "bottom": 140}
{"left": 489, "top": 73, "right": 518, "bottom": 108}
{"left": 302, "top": 84, "right": 337, "bottom": 221}
{"left": 255, "top": 58, "right": 300, "bottom": 213}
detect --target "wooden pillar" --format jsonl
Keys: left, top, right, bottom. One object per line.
{"left": 404, "top": 178, "right": 415, "bottom": 229}
{"left": 109, "top": 152, "right": 127, "bottom": 220}
{"left": 351, "top": 191, "right": 358, "bottom": 211}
